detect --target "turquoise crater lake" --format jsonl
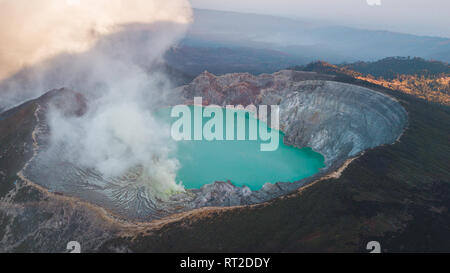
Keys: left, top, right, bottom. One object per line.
{"left": 163, "top": 106, "right": 325, "bottom": 191}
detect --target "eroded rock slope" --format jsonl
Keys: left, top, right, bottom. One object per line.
{"left": 177, "top": 70, "right": 408, "bottom": 167}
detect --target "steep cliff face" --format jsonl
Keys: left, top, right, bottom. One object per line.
{"left": 279, "top": 80, "right": 407, "bottom": 166}
{"left": 176, "top": 70, "right": 408, "bottom": 167}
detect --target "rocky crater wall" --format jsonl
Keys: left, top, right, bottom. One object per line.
{"left": 176, "top": 70, "right": 408, "bottom": 167}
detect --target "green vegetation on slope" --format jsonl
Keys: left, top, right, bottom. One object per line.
{"left": 292, "top": 59, "right": 450, "bottom": 106}
{"left": 341, "top": 57, "right": 450, "bottom": 80}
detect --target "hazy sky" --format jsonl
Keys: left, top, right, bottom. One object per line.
{"left": 190, "top": 0, "right": 450, "bottom": 38}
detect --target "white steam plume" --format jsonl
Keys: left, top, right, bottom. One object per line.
{"left": 0, "top": 0, "right": 193, "bottom": 199}
{"left": 0, "top": 0, "right": 191, "bottom": 81}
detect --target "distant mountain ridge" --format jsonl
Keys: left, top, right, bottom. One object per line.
{"left": 165, "top": 45, "right": 306, "bottom": 77}
{"left": 340, "top": 57, "right": 450, "bottom": 80}
{"left": 165, "top": 9, "right": 450, "bottom": 82}
{"left": 185, "top": 9, "right": 450, "bottom": 64}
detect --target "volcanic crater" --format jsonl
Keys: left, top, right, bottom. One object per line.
{"left": 18, "top": 70, "right": 408, "bottom": 221}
